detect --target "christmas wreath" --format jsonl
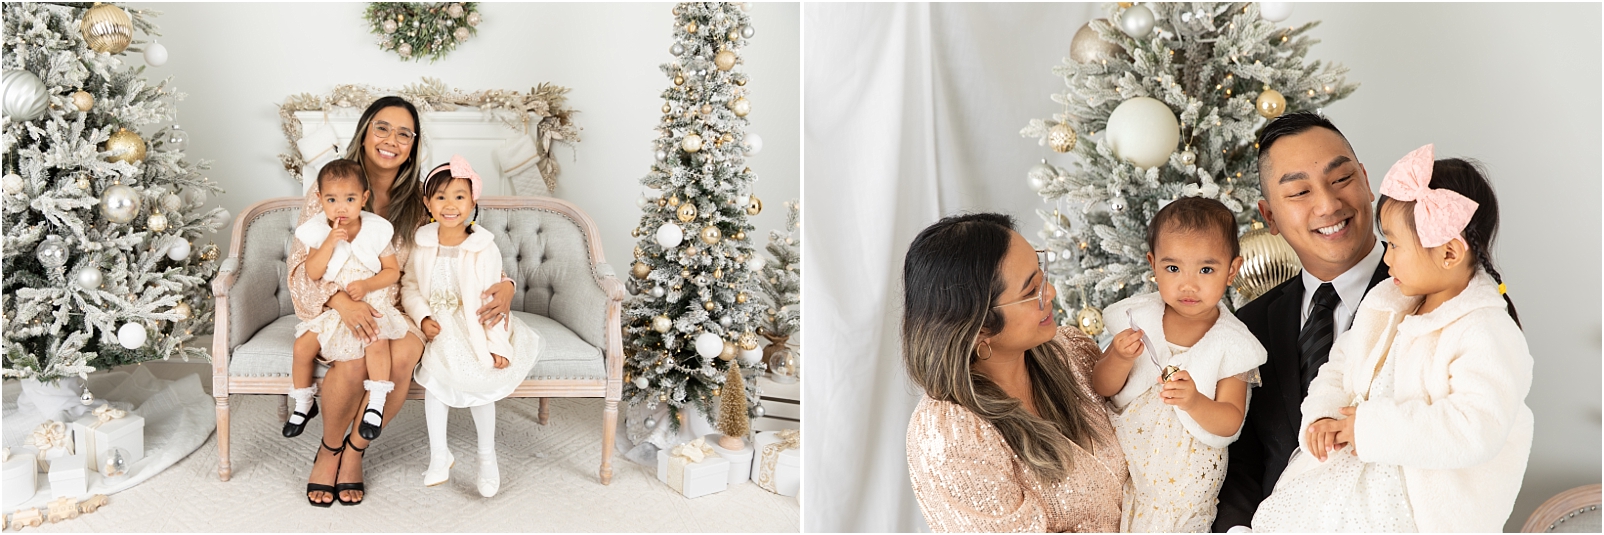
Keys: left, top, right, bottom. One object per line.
{"left": 365, "top": 2, "right": 480, "bottom": 62}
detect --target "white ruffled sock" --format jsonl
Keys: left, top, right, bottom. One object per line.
{"left": 287, "top": 385, "right": 318, "bottom": 425}
{"left": 362, "top": 380, "right": 394, "bottom": 427}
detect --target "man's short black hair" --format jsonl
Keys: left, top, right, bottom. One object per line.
{"left": 1256, "top": 112, "right": 1354, "bottom": 187}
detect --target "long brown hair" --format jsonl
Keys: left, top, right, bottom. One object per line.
{"left": 346, "top": 96, "right": 427, "bottom": 246}
{"left": 902, "top": 213, "right": 1104, "bottom": 483}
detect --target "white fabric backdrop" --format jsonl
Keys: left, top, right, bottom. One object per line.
{"left": 802, "top": 3, "right": 1601, "bottom": 532}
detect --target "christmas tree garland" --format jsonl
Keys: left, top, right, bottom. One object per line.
{"left": 364, "top": 2, "right": 480, "bottom": 62}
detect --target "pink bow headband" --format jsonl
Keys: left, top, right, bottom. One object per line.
{"left": 423, "top": 155, "right": 483, "bottom": 200}
{"left": 1379, "top": 144, "right": 1479, "bottom": 248}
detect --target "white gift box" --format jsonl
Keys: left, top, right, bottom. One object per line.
{"left": 2, "top": 451, "right": 38, "bottom": 508}
{"left": 705, "top": 434, "right": 754, "bottom": 486}
{"left": 655, "top": 443, "right": 730, "bottom": 499}
{"left": 752, "top": 430, "right": 801, "bottom": 497}
{"left": 71, "top": 411, "right": 144, "bottom": 467}
{"left": 47, "top": 451, "right": 88, "bottom": 499}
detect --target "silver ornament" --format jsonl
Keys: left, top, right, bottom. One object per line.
{"left": 166, "top": 238, "right": 191, "bottom": 261}
{"left": 2, "top": 69, "right": 50, "bottom": 122}
{"left": 655, "top": 149, "right": 668, "bottom": 163}
{"left": 719, "top": 316, "right": 732, "bottom": 328}
{"left": 650, "top": 286, "right": 665, "bottom": 298}
{"left": 670, "top": 43, "right": 685, "bottom": 56}
{"left": 74, "top": 266, "right": 103, "bottom": 289}
{"left": 741, "top": 25, "right": 754, "bottom": 38}
{"left": 101, "top": 447, "right": 130, "bottom": 481}
{"left": 1028, "top": 159, "right": 1055, "bottom": 193}
{"left": 161, "top": 193, "right": 182, "bottom": 212}
{"left": 644, "top": 416, "right": 658, "bottom": 428}
{"left": 1109, "top": 197, "right": 1128, "bottom": 213}
{"left": 1069, "top": 19, "right": 1126, "bottom": 64}
{"left": 80, "top": 385, "right": 94, "bottom": 405}
{"left": 100, "top": 184, "right": 141, "bottom": 224}
{"left": 383, "top": 19, "right": 398, "bottom": 34}
{"left": 1180, "top": 150, "right": 1197, "bottom": 167}
{"left": 752, "top": 404, "right": 765, "bottom": 418}
{"left": 36, "top": 235, "right": 68, "bottom": 268}
{"left": 652, "top": 315, "right": 673, "bottom": 333}
{"left": 2, "top": 173, "right": 21, "bottom": 195}
{"left": 1118, "top": 5, "right": 1155, "bottom": 38}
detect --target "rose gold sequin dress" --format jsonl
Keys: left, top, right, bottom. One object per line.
{"left": 907, "top": 327, "right": 1128, "bottom": 533}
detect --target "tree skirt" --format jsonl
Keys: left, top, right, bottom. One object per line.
{"left": 2, "top": 366, "right": 215, "bottom": 512}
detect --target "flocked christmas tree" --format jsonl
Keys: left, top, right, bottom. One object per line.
{"left": 1020, "top": 2, "right": 1355, "bottom": 332}
{"left": 624, "top": 2, "right": 766, "bottom": 428}
{"left": 754, "top": 200, "right": 798, "bottom": 340}
{"left": 3, "top": 3, "right": 225, "bottom": 383}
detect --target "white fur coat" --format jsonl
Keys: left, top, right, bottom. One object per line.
{"left": 1103, "top": 291, "right": 1267, "bottom": 448}
{"left": 1296, "top": 270, "right": 1533, "bottom": 532}
{"left": 400, "top": 223, "right": 513, "bottom": 364}
{"left": 294, "top": 211, "right": 393, "bottom": 283}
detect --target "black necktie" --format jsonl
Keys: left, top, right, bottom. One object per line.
{"left": 1299, "top": 283, "right": 1340, "bottom": 395}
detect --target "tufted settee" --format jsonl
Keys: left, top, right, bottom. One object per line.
{"left": 210, "top": 196, "right": 624, "bottom": 484}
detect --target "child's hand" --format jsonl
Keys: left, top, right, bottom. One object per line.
{"left": 1159, "top": 369, "right": 1202, "bottom": 411}
{"left": 420, "top": 317, "right": 441, "bottom": 342}
{"left": 1103, "top": 328, "right": 1145, "bottom": 361}
{"left": 1336, "top": 406, "right": 1359, "bottom": 456}
{"left": 328, "top": 227, "right": 349, "bottom": 246}
{"left": 345, "top": 279, "right": 370, "bottom": 300}
{"left": 490, "top": 353, "right": 509, "bottom": 369}
{"left": 1305, "top": 414, "right": 1355, "bottom": 462}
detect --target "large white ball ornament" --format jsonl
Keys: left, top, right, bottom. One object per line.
{"left": 1105, "top": 97, "right": 1180, "bottom": 169}
{"left": 74, "top": 266, "right": 104, "bottom": 289}
{"left": 694, "top": 332, "right": 724, "bottom": 359}
{"left": 655, "top": 222, "right": 684, "bottom": 248}
{"left": 633, "top": 376, "right": 649, "bottom": 389}
{"left": 1118, "top": 5, "right": 1155, "bottom": 38}
{"left": 2, "top": 174, "right": 21, "bottom": 195}
{"left": 744, "top": 133, "right": 763, "bottom": 155}
{"left": 99, "top": 184, "right": 141, "bottom": 224}
{"left": 165, "top": 238, "right": 191, "bottom": 261}
{"left": 2, "top": 69, "right": 50, "bottom": 122}
{"left": 746, "top": 255, "right": 766, "bottom": 272}
{"left": 143, "top": 41, "right": 168, "bottom": 66}
{"left": 740, "top": 346, "right": 763, "bottom": 366}
{"left": 117, "top": 322, "right": 147, "bottom": 349}
{"left": 1259, "top": 2, "right": 1293, "bottom": 22}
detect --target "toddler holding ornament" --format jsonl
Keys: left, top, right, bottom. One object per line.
{"left": 401, "top": 156, "right": 542, "bottom": 497}
{"left": 284, "top": 159, "right": 409, "bottom": 442}
{"left": 1251, "top": 145, "right": 1532, "bottom": 532}
{"left": 1091, "top": 196, "right": 1266, "bottom": 532}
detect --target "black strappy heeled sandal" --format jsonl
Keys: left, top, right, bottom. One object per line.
{"left": 282, "top": 399, "right": 319, "bottom": 438}
{"left": 357, "top": 408, "right": 383, "bottom": 441}
{"left": 335, "top": 435, "right": 368, "bottom": 506}
{"left": 307, "top": 437, "right": 344, "bottom": 508}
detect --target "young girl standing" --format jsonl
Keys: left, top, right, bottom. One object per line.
{"left": 1092, "top": 197, "right": 1267, "bottom": 532}
{"left": 401, "top": 156, "right": 542, "bottom": 498}
{"left": 1252, "top": 144, "right": 1533, "bottom": 532}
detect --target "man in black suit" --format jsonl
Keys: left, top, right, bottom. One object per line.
{"left": 1213, "top": 112, "right": 1392, "bottom": 532}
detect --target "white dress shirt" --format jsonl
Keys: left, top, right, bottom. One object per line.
{"left": 1299, "top": 240, "right": 1385, "bottom": 337}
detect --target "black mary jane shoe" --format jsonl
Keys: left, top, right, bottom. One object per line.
{"left": 307, "top": 437, "right": 344, "bottom": 508}
{"left": 356, "top": 408, "right": 384, "bottom": 441}
{"left": 335, "top": 435, "right": 368, "bottom": 506}
{"left": 282, "top": 400, "right": 320, "bottom": 438}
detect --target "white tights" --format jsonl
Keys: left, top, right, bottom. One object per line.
{"left": 424, "top": 391, "right": 496, "bottom": 455}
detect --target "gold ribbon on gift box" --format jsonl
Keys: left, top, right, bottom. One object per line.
{"left": 756, "top": 429, "right": 799, "bottom": 493}
{"left": 24, "top": 421, "right": 72, "bottom": 471}
{"left": 666, "top": 437, "right": 716, "bottom": 493}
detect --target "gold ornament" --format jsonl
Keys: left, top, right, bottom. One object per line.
{"left": 76, "top": 176, "right": 91, "bottom": 191}
{"left": 632, "top": 261, "right": 651, "bottom": 279}
{"left": 656, "top": 198, "right": 668, "bottom": 207}
{"left": 736, "top": 292, "right": 748, "bottom": 304}
{"left": 652, "top": 315, "right": 672, "bottom": 333}
{"left": 713, "top": 268, "right": 723, "bottom": 279}
{"left": 1233, "top": 222, "right": 1303, "bottom": 302}
{"left": 634, "top": 245, "right": 645, "bottom": 258}
{"left": 146, "top": 212, "right": 167, "bottom": 233}
{"left": 735, "top": 77, "right": 747, "bottom": 87}
{"left": 729, "top": 97, "right": 750, "bottom": 118}
{"left": 719, "top": 133, "right": 734, "bottom": 145}
{"left": 668, "top": 195, "right": 680, "bottom": 206}
{"left": 733, "top": 231, "right": 746, "bottom": 241}
{"left": 1048, "top": 122, "right": 1078, "bottom": 153}
{"left": 677, "top": 203, "right": 698, "bottom": 223}
{"left": 745, "top": 195, "right": 763, "bottom": 216}
{"left": 681, "top": 133, "right": 703, "bottom": 153}
{"left": 1070, "top": 19, "right": 1127, "bottom": 64}
{"left": 704, "top": 300, "right": 716, "bottom": 311}
{"left": 81, "top": 3, "right": 133, "bottom": 54}
{"left": 1077, "top": 304, "right": 1105, "bottom": 337}
{"left": 172, "top": 301, "right": 191, "bottom": 321}
{"left": 1256, "top": 89, "right": 1286, "bottom": 119}
{"left": 674, "top": 75, "right": 685, "bottom": 86}
{"left": 200, "top": 244, "right": 219, "bottom": 261}
{"left": 662, "top": 103, "right": 671, "bottom": 114}
{"left": 687, "top": 21, "right": 698, "bottom": 34}
{"left": 684, "top": 245, "right": 698, "bottom": 257}
{"left": 680, "top": 268, "right": 691, "bottom": 278}
{"left": 739, "top": 331, "right": 758, "bottom": 350}
{"left": 728, "top": 30, "right": 739, "bottom": 41}
{"left": 699, "top": 226, "right": 722, "bottom": 245}
{"left": 71, "top": 91, "right": 94, "bottom": 112}
{"left": 104, "top": 128, "right": 146, "bottom": 164}
{"left": 714, "top": 50, "right": 737, "bottom": 71}
{"left": 719, "top": 341, "right": 737, "bottom": 361}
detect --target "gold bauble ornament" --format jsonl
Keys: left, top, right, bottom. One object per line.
{"left": 714, "top": 49, "right": 736, "bottom": 71}
{"left": 81, "top": 3, "right": 133, "bottom": 54}
{"left": 1233, "top": 222, "right": 1303, "bottom": 302}
{"left": 719, "top": 341, "right": 737, "bottom": 361}
{"left": 634, "top": 245, "right": 645, "bottom": 258}
{"left": 76, "top": 176, "right": 91, "bottom": 191}
{"left": 656, "top": 198, "right": 668, "bottom": 207}
{"left": 200, "top": 244, "right": 219, "bottom": 261}
{"left": 720, "top": 133, "right": 733, "bottom": 144}
{"left": 652, "top": 315, "right": 672, "bottom": 333}
{"left": 1048, "top": 122, "right": 1078, "bottom": 153}
{"left": 1070, "top": 19, "right": 1127, "bottom": 64}
{"left": 745, "top": 195, "right": 763, "bottom": 216}
{"left": 1256, "top": 89, "right": 1286, "bottom": 119}
{"left": 703, "top": 300, "right": 716, "bottom": 311}
{"left": 701, "top": 104, "right": 713, "bottom": 115}
{"left": 729, "top": 97, "right": 750, "bottom": 118}
{"left": 681, "top": 133, "right": 703, "bottom": 153}
{"left": 71, "top": 91, "right": 94, "bottom": 112}
{"left": 680, "top": 268, "right": 691, "bottom": 278}
{"left": 728, "top": 30, "right": 739, "bottom": 41}
{"left": 171, "top": 301, "right": 191, "bottom": 321}
{"left": 146, "top": 212, "right": 167, "bottom": 232}
{"left": 677, "top": 203, "right": 698, "bottom": 223}
{"left": 632, "top": 261, "right": 651, "bottom": 279}
{"left": 735, "top": 77, "right": 747, "bottom": 87}
{"left": 662, "top": 103, "right": 671, "bottom": 114}
{"left": 735, "top": 292, "right": 748, "bottom": 304}
{"left": 739, "top": 331, "right": 758, "bottom": 351}
{"left": 1077, "top": 305, "right": 1105, "bottom": 337}
{"left": 668, "top": 195, "right": 680, "bottom": 206}
{"left": 733, "top": 231, "right": 746, "bottom": 240}
{"left": 713, "top": 268, "right": 723, "bottom": 279}
{"left": 674, "top": 75, "right": 685, "bottom": 86}
{"left": 687, "top": 21, "right": 698, "bottom": 34}
{"left": 699, "top": 226, "right": 722, "bottom": 245}
{"left": 105, "top": 128, "right": 146, "bottom": 164}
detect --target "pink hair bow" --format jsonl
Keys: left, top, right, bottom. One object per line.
{"left": 425, "top": 154, "right": 483, "bottom": 200}
{"left": 1379, "top": 144, "right": 1478, "bottom": 248}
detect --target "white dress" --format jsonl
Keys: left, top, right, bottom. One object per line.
{"left": 1112, "top": 342, "right": 1260, "bottom": 533}
{"left": 1251, "top": 346, "right": 1418, "bottom": 532}
{"left": 412, "top": 245, "right": 543, "bottom": 408}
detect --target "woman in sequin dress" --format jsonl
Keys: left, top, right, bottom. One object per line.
{"left": 902, "top": 213, "right": 1128, "bottom": 533}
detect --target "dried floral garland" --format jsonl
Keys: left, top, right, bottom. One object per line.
{"left": 365, "top": 2, "right": 480, "bottom": 62}
{"left": 277, "top": 78, "right": 582, "bottom": 191}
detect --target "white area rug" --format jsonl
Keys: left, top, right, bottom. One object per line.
{"left": 16, "top": 390, "right": 799, "bottom": 532}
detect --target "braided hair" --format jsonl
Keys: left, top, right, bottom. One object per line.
{"left": 1376, "top": 158, "right": 1520, "bottom": 328}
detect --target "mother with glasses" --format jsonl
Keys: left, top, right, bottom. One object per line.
{"left": 287, "top": 97, "right": 519, "bottom": 506}
{"left": 902, "top": 213, "right": 1128, "bottom": 532}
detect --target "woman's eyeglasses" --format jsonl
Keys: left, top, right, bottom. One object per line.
{"left": 370, "top": 120, "right": 417, "bottom": 144}
{"left": 991, "top": 249, "right": 1050, "bottom": 311}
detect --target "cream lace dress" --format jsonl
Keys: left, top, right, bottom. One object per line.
{"left": 1112, "top": 342, "right": 1261, "bottom": 533}
{"left": 1251, "top": 343, "right": 1418, "bottom": 532}
{"left": 412, "top": 245, "right": 542, "bottom": 408}
{"left": 291, "top": 212, "right": 410, "bottom": 362}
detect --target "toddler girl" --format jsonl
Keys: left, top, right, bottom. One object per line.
{"left": 401, "top": 156, "right": 542, "bottom": 498}
{"left": 1092, "top": 196, "right": 1267, "bottom": 532}
{"left": 1252, "top": 145, "right": 1532, "bottom": 532}
{"left": 285, "top": 159, "right": 409, "bottom": 441}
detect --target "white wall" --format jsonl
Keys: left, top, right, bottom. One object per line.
{"left": 131, "top": 2, "right": 800, "bottom": 275}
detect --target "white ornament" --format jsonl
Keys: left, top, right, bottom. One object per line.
{"left": 1259, "top": 2, "right": 1293, "bottom": 22}
{"left": 117, "top": 322, "right": 147, "bottom": 349}
{"left": 99, "top": 184, "right": 142, "bottom": 224}
{"left": 744, "top": 133, "right": 763, "bottom": 155}
{"left": 735, "top": 194, "right": 750, "bottom": 207}
{"left": 2, "top": 173, "right": 21, "bottom": 195}
{"left": 633, "top": 376, "right": 649, "bottom": 389}
{"left": 1028, "top": 160, "right": 1055, "bottom": 193}
{"left": 746, "top": 256, "right": 766, "bottom": 272}
{"left": 166, "top": 238, "right": 191, "bottom": 261}
{"left": 1119, "top": 5, "right": 1155, "bottom": 38}
{"left": 143, "top": 42, "right": 168, "bottom": 66}
{"left": 740, "top": 346, "right": 763, "bottom": 366}
{"left": 74, "top": 266, "right": 103, "bottom": 289}
{"left": 637, "top": 194, "right": 650, "bottom": 209}
{"left": 649, "top": 286, "right": 665, "bottom": 298}
{"left": 655, "top": 222, "right": 684, "bottom": 248}
{"left": 694, "top": 332, "right": 724, "bottom": 359}
{"left": 1105, "top": 97, "right": 1180, "bottom": 169}
{"left": 2, "top": 69, "right": 50, "bottom": 122}
{"left": 161, "top": 193, "right": 182, "bottom": 212}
